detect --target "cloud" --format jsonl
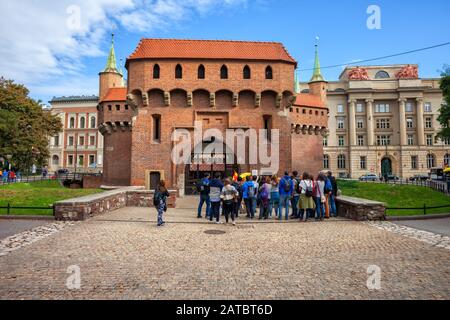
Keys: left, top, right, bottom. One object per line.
{"left": 0, "top": 0, "right": 247, "bottom": 101}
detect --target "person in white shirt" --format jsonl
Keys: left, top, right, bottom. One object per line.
{"left": 299, "top": 172, "right": 315, "bottom": 222}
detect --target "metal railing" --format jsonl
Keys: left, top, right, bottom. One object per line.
{"left": 0, "top": 173, "right": 101, "bottom": 186}
{"left": 0, "top": 203, "right": 55, "bottom": 216}
{"left": 386, "top": 204, "right": 450, "bottom": 216}
{"left": 360, "top": 178, "right": 450, "bottom": 196}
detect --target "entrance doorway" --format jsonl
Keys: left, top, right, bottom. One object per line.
{"left": 149, "top": 172, "right": 161, "bottom": 191}
{"left": 184, "top": 140, "right": 239, "bottom": 195}
{"left": 381, "top": 157, "right": 392, "bottom": 177}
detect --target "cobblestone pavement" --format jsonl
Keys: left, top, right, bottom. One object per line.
{"left": 0, "top": 205, "right": 449, "bottom": 300}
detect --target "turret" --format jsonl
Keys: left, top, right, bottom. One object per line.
{"left": 308, "top": 39, "right": 327, "bottom": 104}
{"left": 99, "top": 33, "right": 124, "bottom": 100}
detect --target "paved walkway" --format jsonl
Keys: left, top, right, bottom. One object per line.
{"left": 0, "top": 201, "right": 449, "bottom": 299}
{"left": 0, "top": 219, "right": 50, "bottom": 240}
{"left": 394, "top": 218, "right": 450, "bottom": 237}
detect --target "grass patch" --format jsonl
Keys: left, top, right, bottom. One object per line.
{"left": 0, "top": 180, "right": 103, "bottom": 216}
{"left": 338, "top": 180, "right": 450, "bottom": 216}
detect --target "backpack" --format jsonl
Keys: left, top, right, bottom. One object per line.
{"left": 153, "top": 190, "right": 161, "bottom": 206}
{"left": 260, "top": 185, "right": 269, "bottom": 200}
{"left": 305, "top": 181, "right": 314, "bottom": 198}
{"left": 282, "top": 178, "right": 291, "bottom": 193}
{"left": 324, "top": 178, "right": 332, "bottom": 194}
{"left": 247, "top": 184, "right": 255, "bottom": 198}
{"left": 293, "top": 178, "right": 301, "bottom": 194}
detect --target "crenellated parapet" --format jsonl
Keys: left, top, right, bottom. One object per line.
{"left": 291, "top": 123, "right": 328, "bottom": 137}
{"left": 99, "top": 121, "right": 133, "bottom": 135}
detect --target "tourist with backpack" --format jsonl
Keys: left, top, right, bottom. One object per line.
{"left": 279, "top": 171, "right": 293, "bottom": 221}
{"left": 314, "top": 173, "right": 326, "bottom": 221}
{"left": 299, "top": 172, "right": 315, "bottom": 222}
{"left": 232, "top": 177, "right": 243, "bottom": 218}
{"left": 209, "top": 173, "right": 224, "bottom": 223}
{"left": 197, "top": 173, "right": 211, "bottom": 219}
{"left": 324, "top": 173, "right": 333, "bottom": 219}
{"left": 221, "top": 179, "right": 239, "bottom": 225}
{"left": 242, "top": 176, "right": 256, "bottom": 219}
{"left": 154, "top": 180, "right": 170, "bottom": 227}
{"left": 252, "top": 175, "right": 259, "bottom": 216}
{"left": 258, "top": 177, "right": 271, "bottom": 220}
{"left": 290, "top": 171, "right": 301, "bottom": 219}
{"left": 268, "top": 175, "right": 280, "bottom": 219}
{"left": 327, "top": 171, "right": 338, "bottom": 217}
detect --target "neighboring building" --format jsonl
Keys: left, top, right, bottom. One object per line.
{"left": 301, "top": 64, "right": 449, "bottom": 179}
{"left": 48, "top": 95, "right": 103, "bottom": 174}
{"left": 98, "top": 36, "right": 328, "bottom": 193}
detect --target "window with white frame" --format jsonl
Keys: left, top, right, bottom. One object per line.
{"left": 89, "top": 136, "right": 95, "bottom": 146}
{"left": 79, "top": 136, "right": 85, "bottom": 146}
{"left": 425, "top": 117, "right": 432, "bottom": 128}
{"left": 79, "top": 117, "right": 86, "bottom": 129}
{"left": 426, "top": 134, "right": 433, "bottom": 146}
{"left": 337, "top": 118, "right": 345, "bottom": 129}
{"left": 68, "top": 155, "right": 74, "bottom": 166}
{"left": 90, "top": 116, "right": 96, "bottom": 128}
{"left": 323, "top": 155, "right": 330, "bottom": 169}
{"left": 69, "top": 117, "right": 75, "bottom": 128}
{"left": 68, "top": 136, "right": 74, "bottom": 146}
{"left": 375, "top": 103, "right": 390, "bottom": 113}
{"left": 360, "top": 156, "right": 367, "bottom": 170}
{"left": 323, "top": 137, "right": 328, "bottom": 147}
{"left": 377, "top": 135, "right": 391, "bottom": 146}
{"left": 357, "top": 135, "right": 364, "bottom": 146}
{"left": 411, "top": 156, "right": 418, "bottom": 169}
{"left": 407, "top": 134, "right": 414, "bottom": 146}
{"left": 427, "top": 154, "right": 436, "bottom": 169}
{"left": 338, "top": 136, "right": 345, "bottom": 146}
{"left": 444, "top": 154, "right": 450, "bottom": 166}
{"left": 356, "top": 103, "right": 364, "bottom": 113}
{"left": 78, "top": 155, "right": 84, "bottom": 166}
{"left": 53, "top": 135, "right": 59, "bottom": 146}
{"left": 337, "top": 104, "right": 344, "bottom": 113}
{"left": 357, "top": 118, "right": 364, "bottom": 129}
{"left": 405, "top": 102, "right": 413, "bottom": 113}
{"left": 89, "top": 155, "right": 95, "bottom": 166}
{"left": 406, "top": 117, "right": 413, "bottom": 128}
{"left": 376, "top": 118, "right": 390, "bottom": 129}
{"left": 424, "top": 102, "right": 432, "bottom": 112}
{"left": 337, "top": 155, "right": 346, "bottom": 169}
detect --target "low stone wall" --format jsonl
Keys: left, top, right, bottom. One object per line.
{"left": 55, "top": 187, "right": 177, "bottom": 221}
{"left": 336, "top": 196, "right": 386, "bottom": 221}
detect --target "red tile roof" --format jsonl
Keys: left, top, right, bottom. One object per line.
{"left": 101, "top": 87, "right": 127, "bottom": 102}
{"left": 127, "top": 39, "right": 297, "bottom": 65}
{"left": 293, "top": 94, "right": 326, "bottom": 109}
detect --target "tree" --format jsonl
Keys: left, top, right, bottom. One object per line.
{"left": 437, "top": 65, "right": 450, "bottom": 142}
{"left": 0, "top": 77, "right": 62, "bottom": 172}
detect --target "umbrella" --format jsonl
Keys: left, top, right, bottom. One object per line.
{"left": 239, "top": 173, "right": 252, "bottom": 179}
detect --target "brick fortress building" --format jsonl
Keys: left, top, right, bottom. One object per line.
{"left": 98, "top": 36, "right": 329, "bottom": 195}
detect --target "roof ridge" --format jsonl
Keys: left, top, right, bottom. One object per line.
{"left": 138, "top": 38, "right": 284, "bottom": 45}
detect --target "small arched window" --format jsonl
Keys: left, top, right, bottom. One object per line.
{"left": 52, "top": 155, "right": 59, "bottom": 165}
{"left": 220, "top": 65, "right": 228, "bottom": 79}
{"left": 265, "top": 66, "right": 273, "bottom": 79}
{"left": 69, "top": 117, "right": 75, "bottom": 128}
{"left": 79, "top": 117, "right": 85, "bottom": 128}
{"left": 153, "top": 64, "right": 160, "bottom": 79}
{"left": 198, "top": 65, "right": 205, "bottom": 79}
{"left": 375, "top": 70, "right": 390, "bottom": 79}
{"left": 90, "top": 116, "right": 96, "bottom": 128}
{"left": 243, "top": 65, "right": 251, "bottom": 79}
{"left": 175, "top": 64, "right": 182, "bottom": 79}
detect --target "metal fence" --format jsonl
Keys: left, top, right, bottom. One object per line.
{"left": 0, "top": 173, "right": 101, "bottom": 186}
{"left": 386, "top": 204, "right": 450, "bottom": 215}
{"left": 0, "top": 203, "right": 55, "bottom": 216}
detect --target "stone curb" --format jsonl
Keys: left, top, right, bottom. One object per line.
{"left": 387, "top": 213, "right": 450, "bottom": 221}
{"left": 0, "top": 215, "right": 55, "bottom": 221}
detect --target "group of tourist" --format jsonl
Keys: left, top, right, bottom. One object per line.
{"left": 0, "top": 169, "right": 20, "bottom": 183}
{"left": 195, "top": 171, "right": 339, "bottom": 225}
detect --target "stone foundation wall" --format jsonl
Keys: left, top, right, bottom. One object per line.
{"left": 336, "top": 196, "right": 386, "bottom": 221}
{"left": 82, "top": 176, "right": 103, "bottom": 189}
{"left": 55, "top": 187, "right": 177, "bottom": 221}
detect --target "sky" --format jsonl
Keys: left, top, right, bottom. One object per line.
{"left": 0, "top": 0, "right": 449, "bottom": 105}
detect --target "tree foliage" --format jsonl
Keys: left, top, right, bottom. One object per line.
{"left": 0, "top": 77, "right": 62, "bottom": 171}
{"left": 437, "top": 64, "right": 450, "bottom": 142}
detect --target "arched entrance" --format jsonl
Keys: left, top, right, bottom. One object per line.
{"left": 184, "top": 139, "right": 239, "bottom": 195}
{"left": 381, "top": 157, "right": 392, "bottom": 177}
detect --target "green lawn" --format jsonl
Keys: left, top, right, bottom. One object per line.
{"left": 338, "top": 180, "right": 450, "bottom": 216}
{"left": 0, "top": 180, "right": 103, "bottom": 216}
